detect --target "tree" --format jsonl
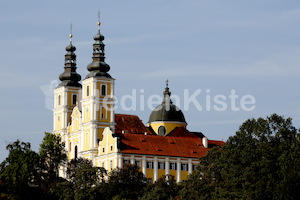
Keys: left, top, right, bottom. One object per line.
{"left": 0, "top": 140, "right": 40, "bottom": 200}
{"left": 182, "top": 114, "right": 300, "bottom": 200}
{"left": 107, "top": 164, "right": 147, "bottom": 199}
{"left": 39, "top": 132, "right": 67, "bottom": 192}
{"left": 140, "top": 175, "right": 180, "bottom": 200}
{"left": 66, "top": 158, "right": 107, "bottom": 200}
{"left": 179, "top": 147, "right": 223, "bottom": 200}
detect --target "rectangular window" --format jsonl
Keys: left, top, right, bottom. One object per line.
{"left": 170, "top": 163, "right": 177, "bottom": 170}
{"left": 181, "top": 164, "right": 188, "bottom": 171}
{"left": 58, "top": 95, "right": 61, "bottom": 106}
{"left": 135, "top": 160, "right": 141, "bottom": 168}
{"left": 102, "top": 162, "right": 104, "bottom": 168}
{"left": 147, "top": 161, "right": 153, "bottom": 169}
{"left": 147, "top": 178, "right": 152, "bottom": 184}
{"left": 101, "top": 84, "right": 106, "bottom": 96}
{"left": 110, "top": 160, "right": 113, "bottom": 169}
{"left": 123, "top": 159, "right": 130, "bottom": 165}
{"left": 158, "top": 162, "right": 165, "bottom": 170}
{"left": 72, "top": 94, "right": 77, "bottom": 105}
{"left": 86, "top": 85, "right": 90, "bottom": 96}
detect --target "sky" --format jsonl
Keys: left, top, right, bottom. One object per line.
{"left": 1, "top": 0, "right": 300, "bottom": 161}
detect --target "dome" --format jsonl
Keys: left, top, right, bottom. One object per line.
{"left": 148, "top": 102, "right": 186, "bottom": 124}
{"left": 148, "top": 81, "right": 186, "bottom": 124}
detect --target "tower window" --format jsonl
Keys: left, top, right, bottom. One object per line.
{"left": 158, "top": 125, "right": 166, "bottom": 136}
{"left": 101, "top": 85, "right": 106, "bottom": 96}
{"left": 72, "top": 94, "right": 77, "bottom": 105}
{"left": 86, "top": 85, "right": 90, "bottom": 97}
{"left": 101, "top": 107, "right": 106, "bottom": 119}
{"left": 74, "top": 145, "right": 78, "bottom": 159}
{"left": 58, "top": 95, "right": 61, "bottom": 106}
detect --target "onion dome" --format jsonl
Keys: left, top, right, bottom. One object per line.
{"left": 148, "top": 80, "right": 187, "bottom": 124}
{"left": 58, "top": 32, "right": 81, "bottom": 88}
{"left": 85, "top": 16, "right": 111, "bottom": 79}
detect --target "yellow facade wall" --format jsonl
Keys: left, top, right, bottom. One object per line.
{"left": 150, "top": 122, "right": 186, "bottom": 135}
{"left": 83, "top": 128, "right": 90, "bottom": 151}
{"left": 97, "top": 128, "right": 104, "bottom": 141}
{"left": 158, "top": 169, "right": 165, "bottom": 179}
{"left": 181, "top": 170, "right": 189, "bottom": 181}
{"left": 146, "top": 169, "right": 154, "bottom": 180}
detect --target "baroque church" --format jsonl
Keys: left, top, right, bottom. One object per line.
{"left": 53, "top": 18, "right": 224, "bottom": 183}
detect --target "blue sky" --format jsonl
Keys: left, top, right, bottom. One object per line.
{"left": 1, "top": 0, "right": 300, "bottom": 161}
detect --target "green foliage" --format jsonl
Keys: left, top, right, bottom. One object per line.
{"left": 67, "top": 158, "right": 107, "bottom": 200}
{"left": 108, "top": 164, "right": 147, "bottom": 199}
{"left": 39, "top": 132, "right": 67, "bottom": 183}
{"left": 140, "top": 175, "right": 180, "bottom": 200}
{"left": 179, "top": 147, "right": 223, "bottom": 200}
{"left": 181, "top": 113, "right": 300, "bottom": 200}
{"left": 0, "top": 140, "right": 40, "bottom": 200}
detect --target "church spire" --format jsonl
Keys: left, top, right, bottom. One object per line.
{"left": 58, "top": 25, "right": 81, "bottom": 88}
{"left": 86, "top": 12, "right": 111, "bottom": 79}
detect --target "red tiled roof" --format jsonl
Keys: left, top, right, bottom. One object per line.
{"left": 114, "top": 113, "right": 225, "bottom": 158}
{"left": 119, "top": 133, "right": 224, "bottom": 158}
{"left": 168, "top": 127, "right": 198, "bottom": 138}
{"left": 115, "top": 114, "right": 152, "bottom": 135}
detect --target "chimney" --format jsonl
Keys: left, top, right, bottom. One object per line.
{"left": 202, "top": 137, "right": 208, "bottom": 148}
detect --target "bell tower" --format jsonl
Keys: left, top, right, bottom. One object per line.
{"left": 81, "top": 15, "right": 115, "bottom": 160}
{"left": 53, "top": 31, "right": 82, "bottom": 138}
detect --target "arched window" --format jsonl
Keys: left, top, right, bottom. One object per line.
{"left": 101, "top": 85, "right": 106, "bottom": 96}
{"left": 86, "top": 85, "right": 90, "bottom": 97}
{"left": 69, "top": 142, "right": 72, "bottom": 151}
{"left": 74, "top": 145, "right": 78, "bottom": 159}
{"left": 72, "top": 94, "right": 77, "bottom": 105}
{"left": 158, "top": 125, "right": 166, "bottom": 136}
{"left": 58, "top": 95, "right": 61, "bottom": 106}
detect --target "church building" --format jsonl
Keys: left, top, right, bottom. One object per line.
{"left": 53, "top": 17, "right": 224, "bottom": 183}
